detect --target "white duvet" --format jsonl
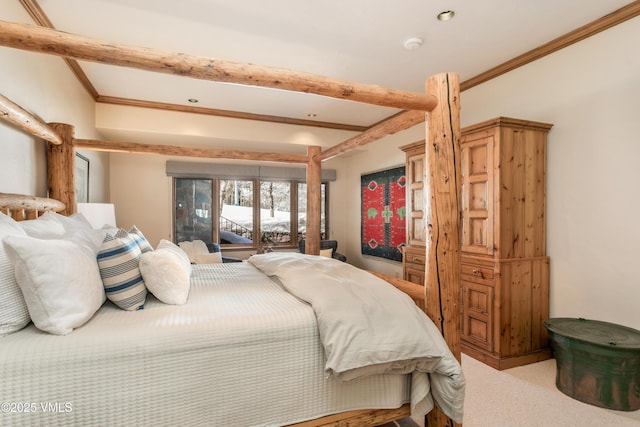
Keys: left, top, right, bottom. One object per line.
{"left": 248, "top": 252, "right": 465, "bottom": 422}
{"left": 1, "top": 262, "right": 412, "bottom": 427}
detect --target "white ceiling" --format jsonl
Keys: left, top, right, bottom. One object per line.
{"left": 29, "top": 0, "right": 635, "bottom": 150}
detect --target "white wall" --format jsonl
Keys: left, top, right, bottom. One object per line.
{"left": 109, "top": 153, "right": 171, "bottom": 245}
{"left": 0, "top": 2, "right": 109, "bottom": 201}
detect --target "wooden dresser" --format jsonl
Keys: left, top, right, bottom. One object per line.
{"left": 400, "top": 140, "right": 426, "bottom": 287}
{"left": 460, "top": 117, "right": 553, "bottom": 370}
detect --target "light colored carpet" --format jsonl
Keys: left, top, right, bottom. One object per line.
{"left": 460, "top": 353, "right": 640, "bottom": 427}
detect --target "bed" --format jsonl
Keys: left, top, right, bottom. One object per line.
{"left": 0, "top": 19, "right": 464, "bottom": 427}
{"left": 0, "top": 196, "right": 463, "bottom": 426}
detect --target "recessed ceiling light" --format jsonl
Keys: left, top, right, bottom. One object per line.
{"left": 403, "top": 37, "right": 423, "bottom": 51}
{"left": 437, "top": 10, "right": 455, "bottom": 21}
{"left": 188, "top": 98, "right": 199, "bottom": 103}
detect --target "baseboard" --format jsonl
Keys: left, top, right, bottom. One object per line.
{"left": 461, "top": 342, "right": 552, "bottom": 370}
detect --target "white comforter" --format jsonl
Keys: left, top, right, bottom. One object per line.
{"left": 248, "top": 252, "right": 465, "bottom": 423}
{"left": 1, "top": 262, "right": 412, "bottom": 427}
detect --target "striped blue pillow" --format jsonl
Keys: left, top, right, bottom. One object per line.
{"left": 97, "top": 233, "right": 147, "bottom": 311}
{"left": 126, "top": 225, "right": 154, "bottom": 253}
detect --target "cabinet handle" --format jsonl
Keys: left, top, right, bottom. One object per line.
{"left": 472, "top": 269, "right": 479, "bottom": 274}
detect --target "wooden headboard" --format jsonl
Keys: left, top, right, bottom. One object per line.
{"left": 0, "top": 192, "right": 65, "bottom": 221}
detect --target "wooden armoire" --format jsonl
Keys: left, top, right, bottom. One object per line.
{"left": 400, "top": 140, "right": 426, "bottom": 287}
{"left": 459, "top": 117, "right": 553, "bottom": 370}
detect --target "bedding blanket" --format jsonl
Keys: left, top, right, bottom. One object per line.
{"left": 1, "top": 262, "right": 412, "bottom": 427}
{"left": 248, "top": 252, "right": 465, "bottom": 422}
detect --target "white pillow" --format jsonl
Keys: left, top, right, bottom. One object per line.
{"left": 319, "top": 248, "right": 334, "bottom": 258}
{"left": 19, "top": 216, "right": 66, "bottom": 239}
{"left": 0, "top": 213, "right": 31, "bottom": 335}
{"left": 139, "top": 247, "right": 191, "bottom": 305}
{"left": 2, "top": 230, "right": 106, "bottom": 335}
{"left": 97, "top": 233, "right": 147, "bottom": 311}
{"left": 192, "top": 252, "right": 223, "bottom": 264}
{"left": 160, "top": 240, "right": 191, "bottom": 266}
{"left": 191, "top": 239, "right": 209, "bottom": 254}
{"left": 177, "top": 240, "right": 192, "bottom": 253}
{"left": 39, "top": 211, "right": 93, "bottom": 233}
{"left": 178, "top": 240, "right": 209, "bottom": 263}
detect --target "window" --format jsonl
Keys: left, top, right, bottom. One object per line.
{"left": 260, "top": 181, "right": 291, "bottom": 244}
{"left": 174, "top": 178, "right": 328, "bottom": 248}
{"left": 219, "top": 179, "right": 254, "bottom": 244}
{"left": 298, "top": 182, "right": 326, "bottom": 240}
{"left": 174, "top": 179, "right": 212, "bottom": 243}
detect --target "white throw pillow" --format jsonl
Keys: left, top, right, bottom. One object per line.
{"left": 0, "top": 213, "right": 31, "bottom": 335}
{"left": 192, "top": 252, "right": 223, "bottom": 264}
{"left": 319, "top": 248, "right": 334, "bottom": 258}
{"left": 139, "top": 247, "right": 191, "bottom": 305}
{"left": 177, "top": 240, "right": 193, "bottom": 254}
{"left": 159, "top": 240, "right": 191, "bottom": 266}
{"left": 178, "top": 240, "right": 209, "bottom": 263}
{"left": 97, "top": 233, "right": 147, "bottom": 311}
{"left": 2, "top": 230, "right": 106, "bottom": 335}
{"left": 191, "top": 239, "right": 209, "bottom": 254}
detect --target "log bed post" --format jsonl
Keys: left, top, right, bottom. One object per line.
{"left": 305, "top": 145, "right": 322, "bottom": 255}
{"left": 0, "top": 93, "right": 62, "bottom": 145}
{"left": 46, "top": 123, "right": 77, "bottom": 215}
{"left": 424, "top": 73, "right": 462, "bottom": 427}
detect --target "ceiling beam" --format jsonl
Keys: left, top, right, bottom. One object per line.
{"left": 74, "top": 138, "right": 309, "bottom": 164}
{"left": 320, "top": 110, "right": 425, "bottom": 161}
{"left": 0, "top": 20, "right": 437, "bottom": 112}
{"left": 16, "top": 1, "right": 639, "bottom": 132}
{"left": 20, "top": 0, "right": 367, "bottom": 131}
{"left": 18, "top": 0, "right": 369, "bottom": 132}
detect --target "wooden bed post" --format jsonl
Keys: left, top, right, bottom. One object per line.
{"left": 425, "top": 73, "right": 462, "bottom": 427}
{"left": 47, "top": 123, "right": 77, "bottom": 215}
{"left": 305, "top": 145, "right": 322, "bottom": 255}
{"left": 0, "top": 94, "right": 62, "bottom": 145}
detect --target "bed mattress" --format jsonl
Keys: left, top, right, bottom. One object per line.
{"left": 0, "top": 262, "right": 409, "bottom": 427}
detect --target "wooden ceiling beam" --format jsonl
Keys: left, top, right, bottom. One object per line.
{"left": 0, "top": 20, "right": 437, "bottom": 112}
{"left": 320, "top": 110, "right": 425, "bottom": 161}
{"left": 75, "top": 138, "right": 309, "bottom": 164}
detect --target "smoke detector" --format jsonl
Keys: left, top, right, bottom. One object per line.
{"left": 403, "top": 37, "right": 423, "bottom": 51}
